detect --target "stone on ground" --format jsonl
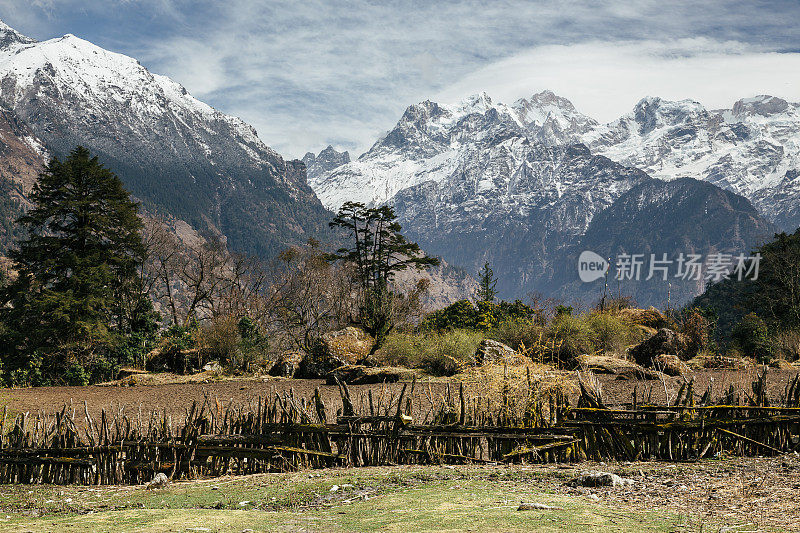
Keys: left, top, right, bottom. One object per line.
{"left": 629, "top": 328, "right": 691, "bottom": 366}
{"left": 517, "top": 502, "right": 563, "bottom": 511}
{"left": 202, "top": 360, "right": 221, "bottom": 373}
{"left": 474, "top": 339, "right": 518, "bottom": 365}
{"left": 568, "top": 471, "right": 634, "bottom": 488}
{"left": 268, "top": 351, "right": 303, "bottom": 377}
{"left": 297, "top": 327, "right": 375, "bottom": 378}
{"left": 145, "top": 472, "right": 169, "bottom": 489}
{"left": 576, "top": 354, "right": 667, "bottom": 381}
{"left": 325, "top": 364, "right": 418, "bottom": 385}
{"left": 652, "top": 354, "right": 688, "bottom": 376}
{"left": 617, "top": 307, "right": 669, "bottom": 329}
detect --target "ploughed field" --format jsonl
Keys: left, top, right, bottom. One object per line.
{"left": 0, "top": 367, "right": 797, "bottom": 424}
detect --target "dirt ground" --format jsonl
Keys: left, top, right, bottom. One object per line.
{"left": 0, "top": 367, "right": 796, "bottom": 423}
{"left": 1, "top": 456, "right": 799, "bottom": 531}
{"left": 0, "top": 368, "right": 799, "bottom": 531}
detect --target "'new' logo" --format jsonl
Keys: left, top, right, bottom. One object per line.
{"left": 578, "top": 251, "right": 609, "bottom": 282}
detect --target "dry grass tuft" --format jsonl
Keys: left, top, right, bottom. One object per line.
{"left": 455, "top": 360, "right": 575, "bottom": 418}
{"left": 616, "top": 306, "right": 671, "bottom": 329}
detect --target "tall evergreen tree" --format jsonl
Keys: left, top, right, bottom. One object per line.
{"left": 327, "top": 202, "right": 439, "bottom": 350}
{"left": 0, "top": 147, "right": 156, "bottom": 385}
{"left": 476, "top": 262, "right": 497, "bottom": 302}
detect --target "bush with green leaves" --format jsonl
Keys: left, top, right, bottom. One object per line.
{"left": 63, "top": 363, "right": 90, "bottom": 386}
{"left": 487, "top": 310, "right": 643, "bottom": 364}
{"left": 376, "top": 329, "right": 483, "bottom": 376}
{"left": 585, "top": 312, "right": 642, "bottom": 355}
{"left": 422, "top": 300, "right": 478, "bottom": 330}
{"left": 161, "top": 323, "right": 196, "bottom": 352}
{"left": 236, "top": 317, "right": 269, "bottom": 371}
{"left": 731, "top": 312, "right": 774, "bottom": 363}
{"left": 486, "top": 319, "right": 544, "bottom": 352}
{"left": 422, "top": 299, "right": 537, "bottom": 331}
{"left": 546, "top": 313, "right": 595, "bottom": 363}
{"left": 555, "top": 305, "right": 573, "bottom": 317}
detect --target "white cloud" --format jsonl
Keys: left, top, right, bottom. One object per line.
{"left": 2, "top": 1, "right": 800, "bottom": 158}
{"left": 436, "top": 39, "right": 800, "bottom": 122}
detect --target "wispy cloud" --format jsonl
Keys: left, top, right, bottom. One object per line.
{"left": 0, "top": 1, "right": 799, "bottom": 157}
{"left": 437, "top": 39, "right": 800, "bottom": 122}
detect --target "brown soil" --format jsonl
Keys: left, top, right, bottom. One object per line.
{"left": 559, "top": 454, "right": 800, "bottom": 531}
{"left": 0, "top": 367, "right": 796, "bottom": 423}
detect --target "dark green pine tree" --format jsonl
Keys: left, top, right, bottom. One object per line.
{"left": 476, "top": 262, "right": 497, "bottom": 303}
{"left": 327, "top": 201, "right": 439, "bottom": 351}
{"left": 0, "top": 147, "right": 157, "bottom": 385}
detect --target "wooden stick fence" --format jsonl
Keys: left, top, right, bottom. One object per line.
{"left": 0, "top": 370, "right": 798, "bottom": 485}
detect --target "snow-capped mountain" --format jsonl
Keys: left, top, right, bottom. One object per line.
{"left": 584, "top": 94, "right": 800, "bottom": 230}
{"left": 309, "top": 91, "right": 654, "bottom": 296}
{"left": 308, "top": 90, "right": 779, "bottom": 302}
{"left": 311, "top": 91, "right": 800, "bottom": 234}
{"left": 302, "top": 146, "right": 350, "bottom": 181}
{"left": 309, "top": 91, "right": 601, "bottom": 210}
{"left": 0, "top": 20, "right": 331, "bottom": 258}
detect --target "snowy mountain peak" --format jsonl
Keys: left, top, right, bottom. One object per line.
{"left": 455, "top": 92, "right": 493, "bottom": 115}
{"left": 301, "top": 145, "right": 351, "bottom": 181}
{"left": 731, "top": 95, "right": 791, "bottom": 117}
{"left": 631, "top": 96, "right": 707, "bottom": 134}
{"left": 515, "top": 90, "right": 577, "bottom": 116}
{"left": 0, "top": 19, "right": 36, "bottom": 49}
{"left": 512, "top": 90, "right": 597, "bottom": 143}
{"left": 0, "top": 19, "right": 329, "bottom": 259}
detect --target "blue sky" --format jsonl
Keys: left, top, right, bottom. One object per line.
{"left": 1, "top": 1, "right": 800, "bottom": 158}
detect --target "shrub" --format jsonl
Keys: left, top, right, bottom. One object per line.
{"left": 88, "top": 357, "right": 118, "bottom": 384}
{"left": 161, "top": 324, "right": 196, "bottom": 352}
{"left": 555, "top": 305, "right": 573, "bottom": 317}
{"left": 422, "top": 299, "right": 538, "bottom": 331}
{"left": 111, "top": 331, "right": 155, "bottom": 369}
{"left": 486, "top": 319, "right": 544, "bottom": 352}
{"left": 236, "top": 317, "right": 269, "bottom": 371}
{"left": 585, "top": 312, "right": 641, "bottom": 355}
{"left": 436, "top": 329, "right": 484, "bottom": 362}
{"left": 147, "top": 323, "right": 199, "bottom": 374}
{"left": 422, "top": 300, "right": 477, "bottom": 330}
{"left": 679, "top": 308, "right": 716, "bottom": 357}
{"left": 546, "top": 313, "right": 594, "bottom": 363}
{"left": 378, "top": 332, "right": 425, "bottom": 368}
{"left": 198, "top": 315, "right": 241, "bottom": 368}
{"left": 5, "top": 351, "right": 45, "bottom": 387}
{"left": 63, "top": 363, "right": 90, "bottom": 386}
{"left": 419, "top": 353, "right": 462, "bottom": 376}
{"left": 376, "top": 329, "right": 483, "bottom": 376}
{"left": 774, "top": 330, "right": 800, "bottom": 362}
{"left": 731, "top": 313, "right": 774, "bottom": 363}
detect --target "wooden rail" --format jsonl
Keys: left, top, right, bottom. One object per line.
{"left": 0, "top": 370, "right": 797, "bottom": 484}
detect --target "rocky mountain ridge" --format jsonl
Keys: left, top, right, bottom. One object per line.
{"left": 0, "top": 20, "right": 332, "bottom": 259}
{"left": 308, "top": 90, "right": 785, "bottom": 303}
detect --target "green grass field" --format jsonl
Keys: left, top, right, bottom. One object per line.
{"left": 0, "top": 466, "right": 694, "bottom": 532}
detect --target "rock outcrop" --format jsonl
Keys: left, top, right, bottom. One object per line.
{"left": 629, "top": 328, "right": 691, "bottom": 367}
{"left": 324, "top": 365, "right": 418, "bottom": 385}
{"left": 268, "top": 351, "right": 303, "bottom": 378}
{"left": 297, "top": 327, "right": 375, "bottom": 378}
{"left": 474, "top": 339, "right": 518, "bottom": 365}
